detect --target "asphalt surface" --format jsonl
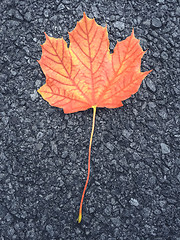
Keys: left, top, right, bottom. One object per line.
{"left": 0, "top": 0, "right": 180, "bottom": 239}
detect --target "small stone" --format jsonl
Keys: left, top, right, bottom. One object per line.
{"left": 62, "top": 150, "right": 68, "bottom": 158}
{"left": 2, "top": 116, "right": 9, "bottom": 125}
{"left": 0, "top": 203, "right": 7, "bottom": 219}
{"left": 154, "top": 209, "right": 161, "bottom": 215}
{"left": 111, "top": 216, "right": 121, "bottom": 227}
{"left": 153, "top": 51, "right": 159, "bottom": 58}
{"left": 140, "top": 38, "right": 147, "bottom": 48}
{"left": 177, "top": 172, "right": 180, "bottom": 182}
{"left": 91, "top": 5, "right": 99, "bottom": 18}
{"left": 58, "top": 178, "right": 64, "bottom": 186}
{"left": 28, "top": 137, "right": 35, "bottom": 142}
{"left": 51, "top": 141, "right": 58, "bottom": 154}
{"left": 176, "top": 7, "right": 180, "bottom": 16}
{"left": 35, "top": 80, "right": 41, "bottom": 88}
{"left": 26, "top": 229, "right": 35, "bottom": 238}
{"left": 44, "top": 9, "right": 50, "bottom": 18}
{"left": 10, "top": 115, "right": 19, "bottom": 124}
{"left": 0, "top": 73, "right": 8, "bottom": 82}
{"left": 89, "top": 207, "right": 95, "bottom": 213}
{"left": 104, "top": 205, "right": 112, "bottom": 216}
{"left": 5, "top": 213, "right": 13, "bottom": 223}
{"left": 148, "top": 102, "right": 156, "bottom": 108}
{"left": 161, "top": 51, "right": 168, "bottom": 60}
{"left": 30, "top": 90, "right": 38, "bottom": 101}
{"left": 36, "top": 143, "right": 44, "bottom": 151}
{"left": 161, "top": 143, "right": 170, "bottom": 154}
{"left": 158, "top": 108, "right": 168, "bottom": 119}
{"left": 46, "top": 224, "right": 54, "bottom": 236}
{"left": 151, "top": 18, "right": 162, "bottom": 28}
{"left": 76, "top": 4, "right": 83, "bottom": 17}
{"left": 8, "top": 227, "right": 15, "bottom": 236}
{"left": 37, "top": 132, "right": 44, "bottom": 140}
{"left": 24, "top": 12, "right": 32, "bottom": 22}
{"left": 50, "top": 15, "right": 57, "bottom": 22}
{"left": 130, "top": 198, "right": 139, "bottom": 206}
{"left": 122, "top": 129, "right": 132, "bottom": 139}
{"left": 143, "top": 19, "right": 151, "bottom": 27}
{"left": 146, "top": 79, "right": 156, "bottom": 92}
{"left": 150, "top": 30, "right": 158, "bottom": 38}
{"left": 106, "top": 142, "right": 114, "bottom": 151}
{"left": 143, "top": 207, "right": 151, "bottom": 217}
{"left": 113, "top": 21, "right": 125, "bottom": 31}
{"left": 137, "top": 16, "right": 142, "bottom": 24}
{"left": 45, "top": 193, "right": 53, "bottom": 200}
{"left": 14, "top": 10, "right": 23, "bottom": 20}
{"left": 70, "top": 152, "right": 77, "bottom": 161}
{"left": 133, "top": 152, "right": 141, "bottom": 161}
{"left": 149, "top": 175, "right": 157, "bottom": 185}
{"left": 57, "top": 3, "right": 65, "bottom": 10}
{"left": 159, "top": 200, "right": 166, "bottom": 208}
{"left": 62, "top": 0, "right": 71, "bottom": 4}
{"left": 14, "top": 222, "right": 24, "bottom": 231}
{"left": 11, "top": 70, "right": 17, "bottom": 76}
{"left": 0, "top": 173, "right": 6, "bottom": 180}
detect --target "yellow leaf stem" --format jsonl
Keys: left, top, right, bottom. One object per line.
{"left": 77, "top": 106, "right": 97, "bottom": 223}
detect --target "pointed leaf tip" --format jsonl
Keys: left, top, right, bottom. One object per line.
{"left": 132, "top": 28, "right": 134, "bottom": 35}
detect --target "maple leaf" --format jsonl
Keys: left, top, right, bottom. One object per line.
{"left": 37, "top": 12, "right": 151, "bottom": 223}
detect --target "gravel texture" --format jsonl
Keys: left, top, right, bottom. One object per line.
{"left": 0, "top": 0, "right": 180, "bottom": 239}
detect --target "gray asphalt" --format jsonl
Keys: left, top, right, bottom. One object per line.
{"left": 0, "top": 0, "right": 180, "bottom": 239}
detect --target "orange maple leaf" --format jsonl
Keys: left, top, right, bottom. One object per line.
{"left": 37, "top": 12, "right": 151, "bottom": 223}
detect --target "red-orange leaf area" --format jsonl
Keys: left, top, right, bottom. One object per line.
{"left": 38, "top": 13, "right": 151, "bottom": 114}
{"left": 37, "top": 13, "right": 152, "bottom": 223}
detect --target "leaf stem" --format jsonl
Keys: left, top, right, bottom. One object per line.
{"left": 77, "top": 106, "right": 97, "bottom": 223}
